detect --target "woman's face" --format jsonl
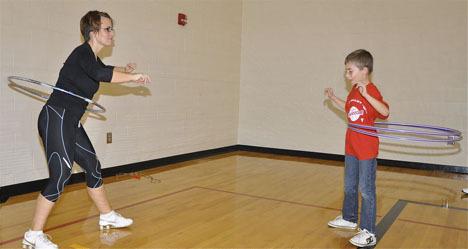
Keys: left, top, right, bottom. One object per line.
{"left": 95, "top": 17, "right": 114, "bottom": 46}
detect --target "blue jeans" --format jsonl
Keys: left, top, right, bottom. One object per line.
{"left": 342, "top": 155, "right": 377, "bottom": 234}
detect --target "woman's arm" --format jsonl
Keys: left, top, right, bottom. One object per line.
{"left": 111, "top": 71, "right": 151, "bottom": 84}
{"left": 97, "top": 59, "right": 149, "bottom": 83}
{"left": 113, "top": 63, "right": 136, "bottom": 73}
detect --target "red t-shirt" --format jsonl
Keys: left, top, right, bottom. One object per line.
{"left": 345, "top": 83, "right": 389, "bottom": 160}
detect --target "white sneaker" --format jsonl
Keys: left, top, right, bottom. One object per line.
{"left": 349, "top": 228, "right": 377, "bottom": 247}
{"left": 22, "top": 230, "right": 58, "bottom": 249}
{"left": 462, "top": 188, "right": 468, "bottom": 194}
{"left": 99, "top": 211, "right": 133, "bottom": 230}
{"left": 328, "top": 215, "right": 358, "bottom": 230}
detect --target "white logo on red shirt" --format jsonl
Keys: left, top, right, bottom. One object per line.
{"left": 348, "top": 106, "right": 364, "bottom": 122}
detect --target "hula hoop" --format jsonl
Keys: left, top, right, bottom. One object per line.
{"left": 348, "top": 122, "right": 463, "bottom": 144}
{"left": 8, "top": 76, "right": 105, "bottom": 113}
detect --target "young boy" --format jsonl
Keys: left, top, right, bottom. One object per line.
{"left": 324, "top": 49, "right": 389, "bottom": 247}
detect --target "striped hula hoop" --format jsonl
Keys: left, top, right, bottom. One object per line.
{"left": 348, "top": 122, "right": 462, "bottom": 144}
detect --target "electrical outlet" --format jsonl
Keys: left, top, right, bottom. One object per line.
{"left": 106, "top": 132, "right": 112, "bottom": 144}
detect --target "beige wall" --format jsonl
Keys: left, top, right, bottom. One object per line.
{"left": 1, "top": 0, "right": 467, "bottom": 187}
{"left": 0, "top": 0, "right": 242, "bottom": 186}
{"left": 239, "top": 0, "right": 467, "bottom": 167}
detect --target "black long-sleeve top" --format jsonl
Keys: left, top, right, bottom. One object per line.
{"left": 47, "top": 42, "right": 114, "bottom": 118}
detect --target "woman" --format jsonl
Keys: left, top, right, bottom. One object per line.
{"left": 23, "top": 10, "right": 151, "bottom": 249}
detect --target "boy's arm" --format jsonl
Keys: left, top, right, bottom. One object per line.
{"left": 330, "top": 95, "right": 346, "bottom": 110}
{"left": 324, "top": 88, "right": 345, "bottom": 110}
{"left": 364, "top": 95, "right": 389, "bottom": 117}
{"left": 355, "top": 84, "right": 389, "bottom": 117}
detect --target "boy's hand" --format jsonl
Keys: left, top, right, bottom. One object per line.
{"left": 324, "top": 88, "right": 335, "bottom": 99}
{"left": 354, "top": 82, "right": 368, "bottom": 97}
{"left": 324, "top": 87, "right": 345, "bottom": 110}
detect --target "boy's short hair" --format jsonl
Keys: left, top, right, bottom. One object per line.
{"left": 345, "top": 49, "right": 373, "bottom": 74}
{"left": 80, "top": 10, "right": 113, "bottom": 42}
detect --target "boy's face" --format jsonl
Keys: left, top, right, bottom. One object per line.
{"left": 345, "top": 62, "right": 369, "bottom": 85}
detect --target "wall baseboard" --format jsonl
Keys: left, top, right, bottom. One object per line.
{"left": 1, "top": 144, "right": 466, "bottom": 203}
{"left": 236, "top": 145, "right": 468, "bottom": 173}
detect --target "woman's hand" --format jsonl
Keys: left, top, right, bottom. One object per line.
{"left": 133, "top": 73, "right": 151, "bottom": 84}
{"left": 125, "top": 63, "right": 137, "bottom": 73}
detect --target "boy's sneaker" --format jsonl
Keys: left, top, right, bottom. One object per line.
{"left": 328, "top": 215, "right": 358, "bottom": 230}
{"left": 99, "top": 211, "right": 133, "bottom": 230}
{"left": 22, "top": 230, "right": 58, "bottom": 249}
{"left": 349, "top": 228, "right": 377, "bottom": 247}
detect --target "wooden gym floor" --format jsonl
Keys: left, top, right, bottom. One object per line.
{"left": 1, "top": 151, "right": 467, "bottom": 248}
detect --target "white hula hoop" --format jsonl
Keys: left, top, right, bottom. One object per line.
{"left": 8, "top": 76, "right": 106, "bottom": 113}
